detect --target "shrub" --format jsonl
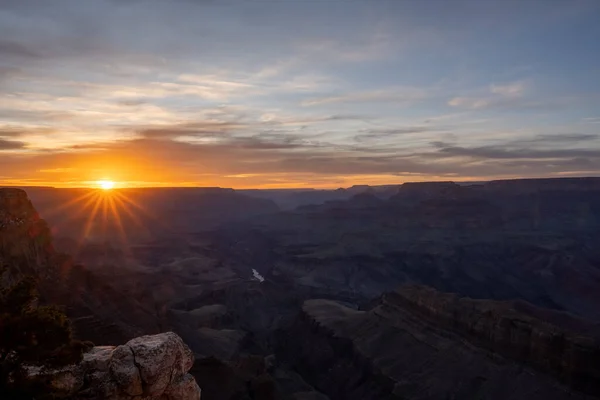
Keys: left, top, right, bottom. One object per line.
{"left": 0, "top": 266, "right": 86, "bottom": 399}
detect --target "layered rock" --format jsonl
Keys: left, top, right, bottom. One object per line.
{"left": 0, "top": 188, "right": 53, "bottom": 271}
{"left": 0, "top": 188, "right": 160, "bottom": 345}
{"left": 389, "top": 285, "right": 600, "bottom": 394}
{"left": 20, "top": 332, "right": 201, "bottom": 399}
{"left": 191, "top": 355, "right": 282, "bottom": 400}
{"left": 278, "top": 286, "right": 599, "bottom": 400}
{"left": 217, "top": 177, "right": 600, "bottom": 321}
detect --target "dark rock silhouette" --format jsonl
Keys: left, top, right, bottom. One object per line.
{"left": 279, "top": 286, "right": 600, "bottom": 399}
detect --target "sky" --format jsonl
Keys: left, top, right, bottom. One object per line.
{"left": 1, "top": 0, "right": 600, "bottom": 189}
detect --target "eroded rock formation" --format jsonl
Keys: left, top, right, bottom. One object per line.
{"left": 20, "top": 332, "right": 201, "bottom": 399}
{"left": 278, "top": 286, "right": 599, "bottom": 400}
{"left": 0, "top": 188, "right": 53, "bottom": 270}
{"left": 389, "top": 285, "right": 600, "bottom": 393}
{"left": 0, "top": 188, "right": 160, "bottom": 345}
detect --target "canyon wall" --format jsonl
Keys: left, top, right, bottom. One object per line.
{"left": 279, "top": 287, "right": 599, "bottom": 399}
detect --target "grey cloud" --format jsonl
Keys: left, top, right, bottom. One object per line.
{"left": 511, "top": 133, "right": 599, "bottom": 145}
{"left": 354, "top": 126, "right": 432, "bottom": 142}
{"left": 0, "top": 109, "right": 75, "bottom": 122}
{"left": 0, "top": 129, "right": 25, "bottom": 138}
{"left": 132, "top": 120, "right": 328, "bottom": 152}
{"left": 128, "top": 122, "right": 600, "bottom": 178}
{"left": 431, "top": 144, "right": 600, "bottom": 160}
{"left": 246, "top": 131, "right": 331, "bottom": 150}
{"left": 0, "top": 138, "right": 25, "bottom": 150}
{"left": 428, "top": 133, "right": 600, "bottom": 162}
{"left": 448, "top": 95, "right": 582, "bottom": 112}
{"left": 0, "top": 40, "right": 40, "bottom": 59}
{"left": 229, "top": 136, "right": 309, "bottom": 151}
{"left": 322, "top": 114, "right": 368, "bottom": 122}
{"left": 136, "top": 114, "right": 365, "bottom": 142}
{"left": 3, "top": 133, "right": 600, "bottom": 181}
{"left": 303, "top": 88, "right": 429, "bottom": 107}
{"left": 137, "top": 121, "right": 247, "bottom": 139}
{"left": 118, "top": 99, "right": 148, "bottom": 107}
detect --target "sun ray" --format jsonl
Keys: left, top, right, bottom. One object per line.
{"left": 115, "top": 194, "right": 162, "bottom": 227}
{"left": 58, "top": 191, "right": 102, "bottom": 235}
{"left": 116, "top": 193, "right": 164, "bottom": 226}
{"left": 112, "top": 194, "right": 149, "bottom": 236}
{"left": 107, "top": 195, "right": 131, "bottom": 254}
{"left": 115, "top": 191, "right": 197, "bottom": 249}
{"left": 43, "top": 190, "right": 98, "bottom": 218}
{"left": 72, "top": 192, "right": 103, "bottom": 222}
{"left": 76, "top": 193, "right": 104, "bottom": 256}
{"left": 42, "top": 190, "right": 100, "bottom": 240}
{"left": 101, "top": 195, "right": 109, "bottom": 241}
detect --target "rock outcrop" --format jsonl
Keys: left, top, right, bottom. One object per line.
{"left": 0, "top": 188, "right": 160, "bottom": 345}
{"left": 0, "top": 188, "right": 53, "bottom": 270}
{"left": 389, "top": 285, "right": 600, "bottom": 394}
{"left": 20, "top": 332, "right": 201, "bottom": 399}
{"left": 278, "top": 286, "right": 599, "bottom": 400}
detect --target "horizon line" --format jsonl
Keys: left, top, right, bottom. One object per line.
{"left": 3, "top": 176, "right": 600, "bottom": 191}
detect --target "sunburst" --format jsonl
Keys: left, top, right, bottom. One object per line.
{"left": 97, "top": 180, "right": 115, "bottom": 190}
{"left": 41, "top": 183, "right": 194, "bottom": 263}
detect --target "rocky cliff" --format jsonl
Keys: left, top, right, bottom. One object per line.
{"left": 220, "top": 177, "right": 600, "bottom": 320}
{"left": 278, "top": 286, "right": 599, "bottom": 400}
{"left": 0, "top": 188, "right": 159, "bottom": 345}
{"left": 19, "top": 332, "right": 201, "bottom": 399}
{"left": 389, "top": 285, "right": 600, "bottom": 394}
{"left": 0, "top": 188, "right": 53, "bottom": 271}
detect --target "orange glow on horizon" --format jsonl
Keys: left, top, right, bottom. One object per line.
{"left": 97, "top": 180, "right": 115, "bottom": 190}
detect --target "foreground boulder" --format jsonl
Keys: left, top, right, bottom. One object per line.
{"left": 20, "top": 332, "right": 201, "bottom": 399}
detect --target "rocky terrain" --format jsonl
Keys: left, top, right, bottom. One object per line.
{"left": 215, "top": 178, "right": 600, "bottom": 320}
{"left": 3, "top": 179, "right": 600, "bottom": 399}
{"left": 0, "top": 188, "right": 160, "bottom": 345}
{"left": 279, "top": 286, "right": 599, "bottom": 399}
{"left": 18, "top": 332, "right": 201, "bottom": 399}
{"left": 390, "top": 286, "right": 600, "bottom": 391}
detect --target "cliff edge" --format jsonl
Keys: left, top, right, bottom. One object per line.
{"left": 279, "top": 285, "right": 600, "bottom": 399}
{"left": 0, "top": 188, "right": 160, "bottom": 345}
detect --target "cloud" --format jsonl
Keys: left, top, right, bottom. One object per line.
{"left": 0, "top": 40, "right": 40, "bottom": 59}
{"left": 448, "top": 80, "right": 529, "bottom": 110}
{"left": 0, "top": 138, "right": 26, "bottom": 150}
{"left": 0, "top": 128, "right": 26, "bottom": 138}
{"left": 450, "top": 96, "right": 580, "bottom": 111}
{"left": 582, "top": 117, "right": 600, "bottom": 124}
{"left": 1, "top": 0, "right": 600, "bottom": 186}
{"left": 38, "top": 167, "right": 75, "bottom": 173}
{"left": 2, "top": 131, "right": 600, "bottom": 187}
{"left": 137, "top": 121, "right": 247, "bottom": 140}
{"left": 302, "top": 87, "right": 429, "bottom": 106}
{"left": 134, "top": 113, "right": 365, "bottom": 142}
{"left": 429, "top": 140, "right": 600, "bottom": 161}
{"left": 490, "top": 81, "right": 526, "bottom": 97}
{"left": 511, "top": 133, "right": 599, "bottom": 145}
{"left": 353, "top": 126, "right": 433, "bottom": 142}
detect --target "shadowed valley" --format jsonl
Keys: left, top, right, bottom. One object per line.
{"left": 2, "top": 178, "right": 600, "bottom": 399}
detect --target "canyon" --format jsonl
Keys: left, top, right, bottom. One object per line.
{"left": 2, "top": 178, "right": 600, "bottom": 399}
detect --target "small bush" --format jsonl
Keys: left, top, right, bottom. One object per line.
{"left": 0, "top": 266, "right": 85, "bottom": 399}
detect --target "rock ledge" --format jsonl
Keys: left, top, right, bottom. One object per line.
{"left": 22, "top": 332, "right": 201, "bottom": 399}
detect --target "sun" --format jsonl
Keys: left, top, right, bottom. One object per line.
{"left": 97, "top": 180, "right": 115, "bottom": 190}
